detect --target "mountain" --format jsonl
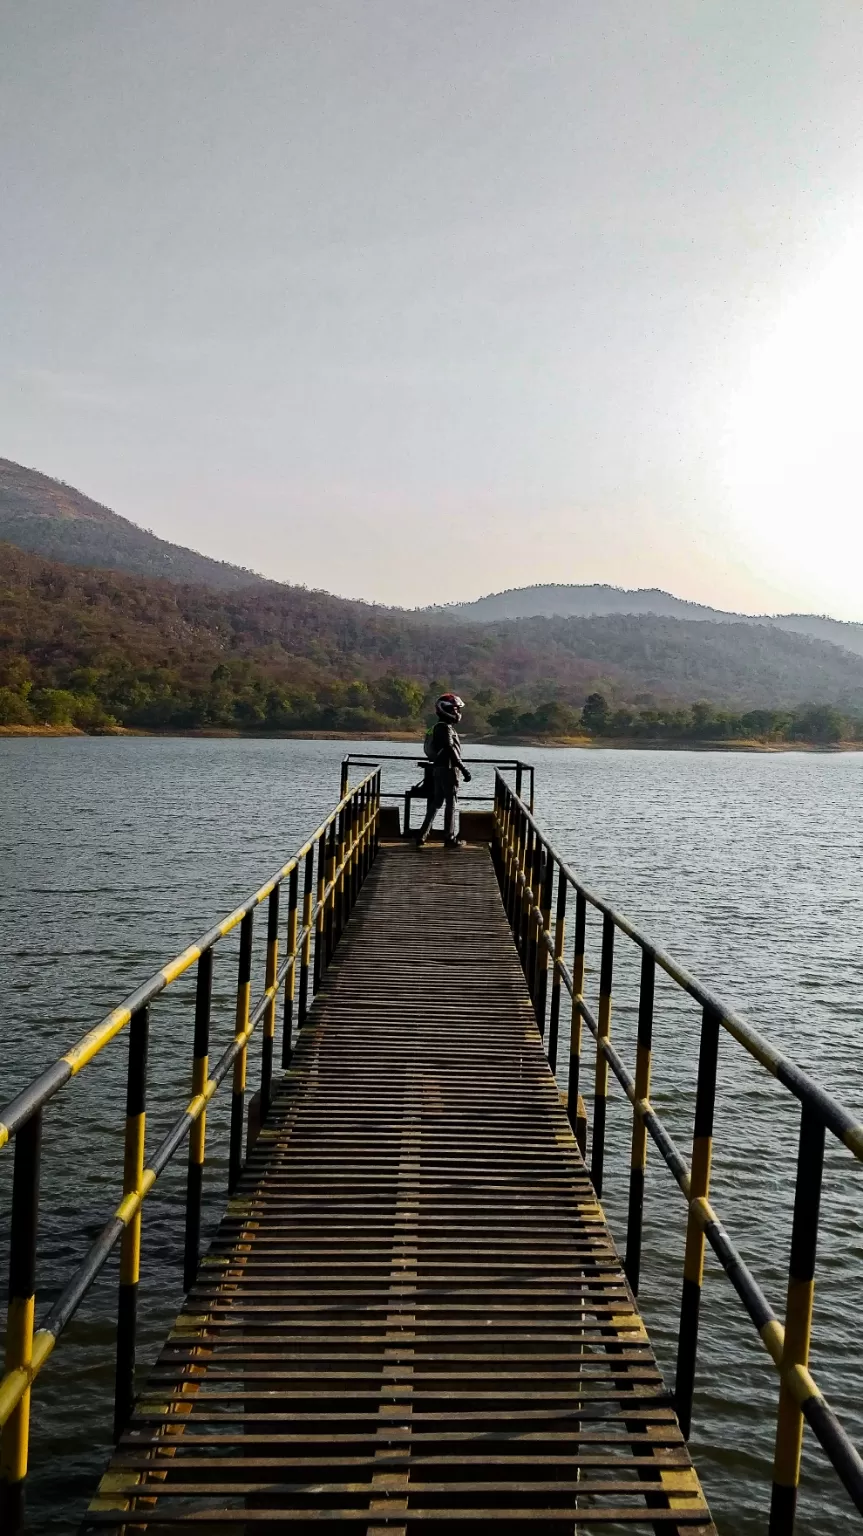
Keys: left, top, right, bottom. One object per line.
{"left": 6, "top": 457, "right": 863, "bottom": 669}
{"left": 428, "top": 583, "right": 728, "bottom": 622}
{"left": 3, "top": 459, "right": 863, "bottom": 735}
{"left": 0, "top": 459, "right": 271, "bottom": 591}
{"left": 431, "top": 583, "right": 863, "bottom": 660}
{"left": 3, "top": 544, "right": 863, "bottom": 737}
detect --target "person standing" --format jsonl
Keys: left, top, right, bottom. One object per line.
{"left": 415, "top": 692, "right": 472, "bottom": 849}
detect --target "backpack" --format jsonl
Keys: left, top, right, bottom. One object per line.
{"left": 423, "top": 728, "right": 436, "bottom": 761}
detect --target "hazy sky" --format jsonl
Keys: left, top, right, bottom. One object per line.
{"left": 3, "top": 3, "right": 863, "bottom": 615}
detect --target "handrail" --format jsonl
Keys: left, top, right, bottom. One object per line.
{"left": 492, "top": 770, "right": 863, "bottom": 1535}
{"left": 0, "top": 773, "right": 379, "bottom": 1151}
{"left": 0, "top": 770, "right": 382, "bottom": 1532}
{"left": 501, "top": 782, "right": 863, "bottom": 1160}
{"left": 341, "top": 752, "right": 535, "bottom": 811}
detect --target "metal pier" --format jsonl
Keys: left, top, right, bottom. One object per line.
{"left": 86, "top": 844, "right": 712, "bottom": 1531}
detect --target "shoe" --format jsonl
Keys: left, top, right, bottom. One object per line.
{"left": 414, "top": 834, "right": 427, "bottom": 848}
{"left": 444, "top": 838, "right": 466, "bottom": 850}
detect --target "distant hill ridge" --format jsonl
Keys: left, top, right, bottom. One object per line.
{"left": 430, "top": 583, "right": 863, "bottom": 660}
{"left": 0, "top": 458, "right": 271, "bottom": 592}
{"left": 3, "top": 457, "right": 863, "bottom": 664}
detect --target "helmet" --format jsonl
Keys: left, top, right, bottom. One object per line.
{"left": 435, "top": 692, "right": 464, "bottom": 723}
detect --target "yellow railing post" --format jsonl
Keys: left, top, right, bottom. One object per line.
{"left": 769, "top": 1106, "right": 825, "bottom": 1533}
{"left": 0, "top": 1109, "right": 42, "bottom": 1534}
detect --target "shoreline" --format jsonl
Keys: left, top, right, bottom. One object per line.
{"left": 1, "top": 724, "right": 860, "bottom": 752}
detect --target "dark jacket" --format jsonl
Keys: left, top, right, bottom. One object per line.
{"left": 429, "top": 721, "right": 464, "bottom": 777}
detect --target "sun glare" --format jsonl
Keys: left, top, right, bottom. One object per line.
{"left": 721, "top": 228, "right": 863, "bottom": 618}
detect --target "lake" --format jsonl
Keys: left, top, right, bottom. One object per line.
{"left": 1, "top": 737, "right": 862, "bottom": 1533}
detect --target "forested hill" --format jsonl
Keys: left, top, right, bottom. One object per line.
{"left": 6, "top": 456, "right": 863, "bottom": 667}
{"left": 3, "top": 543, "right": 863, "bottom": 736}
{"left": 0, "top": 459, "right": 270, "bottom": 591}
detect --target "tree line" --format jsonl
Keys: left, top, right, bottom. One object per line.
{"left": 488, "top": 693, "right": 853, "bottom": 743}
{"left": 0, "top": 669, "right": 857, "bottom": 744}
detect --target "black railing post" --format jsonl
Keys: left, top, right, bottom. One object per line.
{"left": 340, "top": 758, "right": 350, "bottom": 797}
{"left": 547, "top": 867, "right": 567, "bottom": 1072}
{"left": 529, "top": 839, "right": 541, "bottom": 1003}
{"left": 521, "top": 822, "right": 535, "bottom": 978}
{"left": 534, "top": 848, "right": 555, "bottom": 1036}
{"left": 506, "top": 797, "right": 521, "bottom": 932}
{"left": 260, "top": 885, "right": 280, "bottom": 1119}
{"left": 500, "top": 783, "right": 509, "bottom": 913}
{"left": 0, "top": 1109, "right": 42, "bottom": 1534}
{"left": 313, "top": 833, "right": 326, "bottom": 992}
{"left": 343, "top": 797, "right": 354, "bottom": 918}
{"left": 335, "top": 805, "right": 346, "bottom": 941}
{"left": 361, "top": 782, "right": 371, "bottom": 880}
{"left": 229, "top": 910, "right": 254, "bottom": 1194}
{"left": 674, "top": 1003, "right": 721, "bottom": 1437}
{"left": 372, "top": 769, "right": 382, "bottom": 858}
{"left": 351, "top": 788, "right": 361, "bottom": 899}
{"left": 513, "top": 814, "right": 525, "bottom": 961}
{"left": 184, "top": 952, "right": 212, "bottom": 1293}
{"left": 114, "top": 1006, "right": 150, "bottom": 1439}
{"left": 491, "top": 775, "right": 503, "bottom": 883}
{"left": 590, "top": 914, "right": 615, "bottom": 1197}
{"left": 298, "top": 846, "right": 314, "bottom": 1027}
{"left": 625, "top": 951, "right": 655, "bottom": 1295}
{"left": 282, "top": 864, "right": 299, "bottom": 1065}
{"left": 325, "top": 819, "right": 337, "bottom": 962}
{"left": 358, "top": 783, "right": 367, "bottom": 873}
{"left": 768, "top": 1105, "right": 826, "bottom": 1534}
{"left": 567, "top": 891, "right": 587, "bottom": 1155}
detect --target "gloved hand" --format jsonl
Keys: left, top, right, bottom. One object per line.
{"left": 462, "top": 769, "right": 472, "bottom": 783}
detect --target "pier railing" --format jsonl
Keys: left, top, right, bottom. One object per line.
{"left": 0, "top": 769, "right": 381, "bottom": 1531}
{"left": 340, "top": 750, "right": 535, "bottom": 825}
{"left": 493, "top": 770, "right": 863, "bottom": 1534}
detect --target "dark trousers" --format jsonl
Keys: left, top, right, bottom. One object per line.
{"left": 416, "top": 767, "right": 458, "bottom": 843}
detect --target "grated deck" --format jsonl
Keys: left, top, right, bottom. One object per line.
{"left": 86, "top": 844, "right": 714, "bottom": 1533}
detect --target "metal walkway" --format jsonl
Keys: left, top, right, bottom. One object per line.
{"left": 86, "top": 843, "right": 713, "bottom": 1532}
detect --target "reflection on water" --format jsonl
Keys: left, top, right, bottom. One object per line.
{"left": 1, "top": 738, "right": 862, "bottom": 1533}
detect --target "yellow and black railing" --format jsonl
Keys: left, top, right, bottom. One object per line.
{"left": 0, "top": 769, "right": 381, "bottom": 1533}
{"left": 492, "top": 770, "right": 863, "bottom": 1535}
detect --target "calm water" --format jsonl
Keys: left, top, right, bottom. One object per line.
{"left": 1, "top": 738, "right": 862, "bottom": 1533}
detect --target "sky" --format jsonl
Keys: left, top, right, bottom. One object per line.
{"left": 3, "top": 3, "right": 863, "bottom": 616}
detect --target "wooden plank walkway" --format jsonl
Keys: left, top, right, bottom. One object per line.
{"left": 86, "top": 843, "right": 715, "bottom": 1533}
